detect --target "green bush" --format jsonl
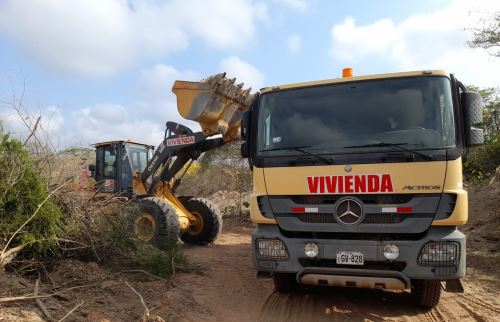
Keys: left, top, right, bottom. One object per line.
{"left": 0, "top": 134, "right": 63, "bottom": 255}
{"left": 464, "top": 136, "right": 500, "bottom": 182}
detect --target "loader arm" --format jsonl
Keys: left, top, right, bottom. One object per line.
{"left": 137, "top": 72, "right": 255, "bottom": 193}
{"left": 132, "top": 73, "right": 255, "bottom": 235}
{"left": 134, "top": 123, "right": 225, "bottom": 195}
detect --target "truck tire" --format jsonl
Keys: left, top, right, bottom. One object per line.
{"left": 273, "top": 273, "right": 296, "bottom": 293}
{"left": 180, "top": 198, "right": 222, "bottom": 245}
{"left": 131, "top": 197, "right": 180, "bottom": 249}
{"left": 412, "top": 280, "right": 442, "bottom": 308}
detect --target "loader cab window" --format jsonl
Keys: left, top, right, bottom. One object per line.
{"left": 125, "top": 144, "right": 150, "bottom": 172}
{"left": 103, "top": 145, "right": 117, "bottom": 178}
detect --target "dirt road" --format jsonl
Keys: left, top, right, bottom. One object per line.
{"left": 176, "top": 226, "right": 500, "bottom": 322}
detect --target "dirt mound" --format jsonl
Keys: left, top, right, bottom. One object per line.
{"left": 463, "top": 181, "right": 500, "bottom": 276}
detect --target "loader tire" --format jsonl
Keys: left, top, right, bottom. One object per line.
{"left": 412, "top": 279, "right": 442, "bottom": 309}
{"left": 131, "top": 197, "right": 180, "bottom": 249}
{"left": 180, "top": 198, "right": 222, "bottom": 245}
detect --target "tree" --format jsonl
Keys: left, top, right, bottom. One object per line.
{"left": 467, "top": 12, "right": 500, "bottom": 57}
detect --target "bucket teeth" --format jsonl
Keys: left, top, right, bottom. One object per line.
{"left": 175, "top": 72, "right": 256, "bottom": 140}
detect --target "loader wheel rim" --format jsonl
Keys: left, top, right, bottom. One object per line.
{"left": 188, "top": 211, "right": 204, "bottom": 236}
{"left": 133, "top": 213, "right": 156, "bottom": 241}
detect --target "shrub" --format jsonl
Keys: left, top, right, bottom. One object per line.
{"left": 0, "top": 134, "right": 63, "bottom": 256}
{"left": 464, "top": 136, "right": 500, "bottom": 182}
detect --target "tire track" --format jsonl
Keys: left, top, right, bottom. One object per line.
{"left": 457, "top": 295, "right": 500, "bottom": 314}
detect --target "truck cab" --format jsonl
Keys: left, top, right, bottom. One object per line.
{"left": 240, "top": 69, "right": 483, "bottom": 308}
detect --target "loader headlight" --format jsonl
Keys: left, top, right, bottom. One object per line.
{"left": 418, "top": 242, "right": 460, "bottom": 266}
{"left": 255, "top": 238, "right": 289, "bottom": 261}
{"left": 304, "top": 242, "right": 319, "bottom": 258}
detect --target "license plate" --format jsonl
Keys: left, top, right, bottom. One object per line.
{"left": 336, "top": 251, "right": 364, "bottom": 265}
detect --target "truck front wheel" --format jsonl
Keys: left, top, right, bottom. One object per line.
{"left": 273, "top": 273, "right": 297, "bottom": 293}
{"left": 412, "top": 280, "right": 442, "bottom": 308}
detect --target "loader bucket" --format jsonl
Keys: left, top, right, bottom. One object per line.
{"left": 172, "top": 73, "right": 255, "bottom": 142}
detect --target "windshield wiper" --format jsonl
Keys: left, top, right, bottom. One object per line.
{"left": 260, "top": 146, "right": 334, "bottom": 164}
{"left": 343, "top": 142, "right": 434, "bottom": 161}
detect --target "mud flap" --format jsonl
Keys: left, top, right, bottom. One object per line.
{"left": 442, "top": 279, "right": 464, "bottom": 293}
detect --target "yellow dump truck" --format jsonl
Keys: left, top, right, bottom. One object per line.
{"left": 174, "top": 69, "right": 484, "bottom": 308}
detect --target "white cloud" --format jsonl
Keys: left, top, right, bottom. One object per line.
{"left": 69, "top": 104, "right": 165, "bottom": 146}
{"left": 287, "top": 34, "right": 302, "bottom": 53}
{"left": 219, "top": 56, "right": 265, "bottom": 90}
{"left": 1, "top": 105, "right": 64, "bottom": 138}
{"left": 0, "top": 0, "right": 267, "bottom": 77}
{"left": 136, "top": 64, "right": 201, "bottom": 131}
{"left": 274, "top": 0, "right": 307, "bottom": 11}
{"left": 330, "top": 0, "right": 500, "bottom": 86}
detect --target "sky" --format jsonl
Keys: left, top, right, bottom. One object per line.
{"left": 0, "top": 0, "right": 499, "bottom": 149}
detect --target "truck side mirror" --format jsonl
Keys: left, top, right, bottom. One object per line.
{"left": 461, "top": 92, "right": 484, "bottom": 146}
{"left": 240, "top": 111, "right": 252, "bottom": 158}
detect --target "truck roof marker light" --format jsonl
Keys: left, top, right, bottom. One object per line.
{"left": 342, "top": 68, "right": 353, "bottom": 78}
{"left": 292, "top": 207, "right": 318, "bottom": 213}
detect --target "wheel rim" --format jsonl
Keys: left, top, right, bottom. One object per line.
{"left": 133, "top": 212, "right": 156, "bottom": 241}
{"left": 188, "top": 211, "right": 204, "bottom": 236}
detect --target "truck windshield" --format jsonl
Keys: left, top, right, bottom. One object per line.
{"left": 257, "top": 76, "right": 456, "bottom": 156}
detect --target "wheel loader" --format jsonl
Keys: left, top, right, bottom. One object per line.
{"left": 89, "top": 73, "right": 254, "bottom": 247}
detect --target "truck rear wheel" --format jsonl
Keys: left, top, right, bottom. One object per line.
{"left": 180, "top": 198, "right": 222, "bottom": 245}
{"left": 273, "top": 273, "right": 297, "bottom": 293}
{"left": 131, "top": 197, "right": 180, "bottom": 249}
{"left": 412, "top": 280, "right": 442, "bottom": 308}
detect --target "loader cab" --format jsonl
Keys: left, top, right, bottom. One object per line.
{"left": 92, "top": 141, "right": 154, "bottom": 195}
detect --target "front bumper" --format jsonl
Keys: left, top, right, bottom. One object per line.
{"left": 252, "top": 225, "right": 465, "bottom": 289}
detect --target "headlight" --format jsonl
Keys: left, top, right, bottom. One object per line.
{"left": 418, "top": 242, "right": 460, "bottom": 266}
{"left": 383, "top": 244, "right": 399, "bottom": 260}
{"left": 255, "top": 238, "right": 289, "bottom": 260}
{"left": 304, "top": 242, "right": 319, "bottom": 258}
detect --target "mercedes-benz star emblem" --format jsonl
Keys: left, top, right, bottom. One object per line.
{"left": 334, "top": 197, "right": 364, "bottom": 225}
{"left": 344, "top": 165, "right": 352, "bottom": 172}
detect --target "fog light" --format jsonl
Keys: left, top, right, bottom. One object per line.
{"left": 255, "top": 238, "right": 289, "bottom": 260}
{"left": 418, "top": 242, "right": 459, "bottom": 266}
{"left": 383, "top": 244, "right": 400, "bottom": 260}
{"left": 304, "top": 242, "right": 319, "bottom": 258}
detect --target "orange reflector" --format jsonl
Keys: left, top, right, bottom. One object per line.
{"left": 342, "top": 68, "right": 353, "bottom": 78}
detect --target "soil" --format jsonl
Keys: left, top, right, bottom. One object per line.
{"left": 1, "top": 183, "right": 499, "bottom": 322}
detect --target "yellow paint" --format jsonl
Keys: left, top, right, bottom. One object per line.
{"left": 250, "top": 167, "right": 276, "bottom": 224}
{"left": 432, "top": 158, "right": 468, "bottom": 226}
{"left": 133, "top": 173, "right": 193, "bottom": 232}
{"left": 172, "top": 75, "right": 253, "bottom": 142}
{"left": 251, "top": 159, "right": 467, "bottom": 227}
{"left": 260, "top": 70, "right": 449, "bottom": 94}
{"left": 263, "top": 162, "right": 446, "bottom": 194}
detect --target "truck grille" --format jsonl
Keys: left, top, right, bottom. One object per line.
{"left": 290, "top": 194, "right": 417, "bottom": 205}
{"left": 296, "top": 213, "right": 409, "bottom": 224}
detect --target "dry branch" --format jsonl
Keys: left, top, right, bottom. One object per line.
{"left": 57, "top": 301, "right": 84, "bottom": 322}
{"left": 0, "top": 282, "right": 96, "bottom": 304}
{"left": 35, "top": 278, "right": 54, "bottom": 321}
{"left": 124, "top": 280, "right": 150, "bottom": 317}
